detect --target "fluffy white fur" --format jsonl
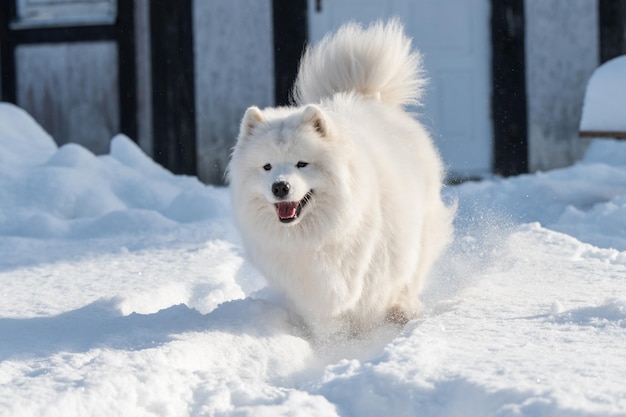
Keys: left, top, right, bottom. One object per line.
{"left": 227, "top": 20, "right": 454, "bottom": 338}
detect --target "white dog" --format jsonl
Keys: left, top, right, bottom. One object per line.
{"left": 228, "top": 20, "right": 454, "bottom": 338}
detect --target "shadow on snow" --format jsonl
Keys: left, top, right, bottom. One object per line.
{"left": 0, "top": 296, "right": 290, "bottom": 361}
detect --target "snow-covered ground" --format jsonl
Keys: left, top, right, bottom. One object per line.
{"left": 1, "top": 102, "right": 625, "bottom": 416}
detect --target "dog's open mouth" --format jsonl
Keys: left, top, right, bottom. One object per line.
{"left": 275, "top": 190, "right": 314, "bottom": 223}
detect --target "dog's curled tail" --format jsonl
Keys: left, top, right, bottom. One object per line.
{"left": 293, "top": 19, "right": 426, "bottom": 107}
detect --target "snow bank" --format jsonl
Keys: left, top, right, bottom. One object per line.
{"left": 579, "top": 55, "right": 626, "bottom": 132}
{"left": 452, "top": 138, "right": 626, "bottom": 251}
{"left": 0, "top": 122, "right": 228, "bottom": 240}
{"left": 1, "top": 102, "right": 626, "bottom": 416}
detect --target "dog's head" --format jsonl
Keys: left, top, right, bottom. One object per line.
{"left": 228, "top": 104, "right": 352, "bottom": 236}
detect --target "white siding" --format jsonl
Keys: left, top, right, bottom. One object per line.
{"left": 525, "top": 0, "right": 598, "bottom": 172}
{"left": 16, "top": 42, "right": 119, "bottom": 154}
{"left": 193, "top": 0, "right": 274, "bottom": 183}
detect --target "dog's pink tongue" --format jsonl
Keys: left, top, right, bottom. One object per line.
{"left": 277, "top": 202, "right": 298, "bottom": 219}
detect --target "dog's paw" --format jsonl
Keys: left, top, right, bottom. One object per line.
{"left": 385, "top": 305, "right": 411, "bottom": 325}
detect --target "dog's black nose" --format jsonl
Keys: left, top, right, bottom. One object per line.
{"left": 272, "top": 181, "right": 291, "bottom": 198}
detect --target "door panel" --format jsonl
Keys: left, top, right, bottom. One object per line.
{"left": 308, "top": 0, "right": 492, "bottom": 177}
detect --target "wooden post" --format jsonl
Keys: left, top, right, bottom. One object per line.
{"left": 150, "top": 0, "right": 197, "bottom": 176}
{"left": 117, "top": 0, "right": 137, "bottom": 142}
{"left": 599, "top": 0, "right": 626, "bottom": 63}
{"left": 272, "top": 0, "right": 308, "bottom": 106}
{"left": 491, "top": 0, "right": 528, "bottom": 176}
{"left": 0, "top": 1, "right": 16, "bottom": 103}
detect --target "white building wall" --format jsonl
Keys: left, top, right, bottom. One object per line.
{"left": 193, "top": 0, "right": 274, "bottom": 183}
{"left": 134, "top": 0, "right": 153, "bottom": 157}
{"left": 525, "top": 0, "right": 598, "bottom": 172}
{"left": 16, "top": 42, "right": 119, "bottom": 154}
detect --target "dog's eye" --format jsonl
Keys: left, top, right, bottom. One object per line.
{"left": 296, "top": 161, "right": 309, "bottom": 168}
{"left": 263, "top": 163, "right": 272, "bottom": 171}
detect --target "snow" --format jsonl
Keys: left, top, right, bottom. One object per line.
{"left": 579, "top": 55, "right": 626, "bottom": 133}
{"left": 1, "top": 102, "right": 626, "bottom": 416}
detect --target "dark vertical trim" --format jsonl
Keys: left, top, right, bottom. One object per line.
{"left": 599, "top": 0, "right": 626, "bottom": 63}
{"left": 272, "top": 0, "right": 308, "bottom": 106}
{"left": 150, "top": 0, "right": 197, "bottom": 175}
{"left": 0, "top": 1, "right": 16, "bottom": 103}
{"left": 117, "top": 0, "right": 137, "bottom": 141}
{"left": 491, "top": 0, "right": 528, "bottom": 176}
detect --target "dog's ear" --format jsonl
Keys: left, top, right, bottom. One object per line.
{"left": 302, "top": 105, "right": 332, "bottom": 139}
{"left": 239, "top": 106, "right": 264, "bottom": 139}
